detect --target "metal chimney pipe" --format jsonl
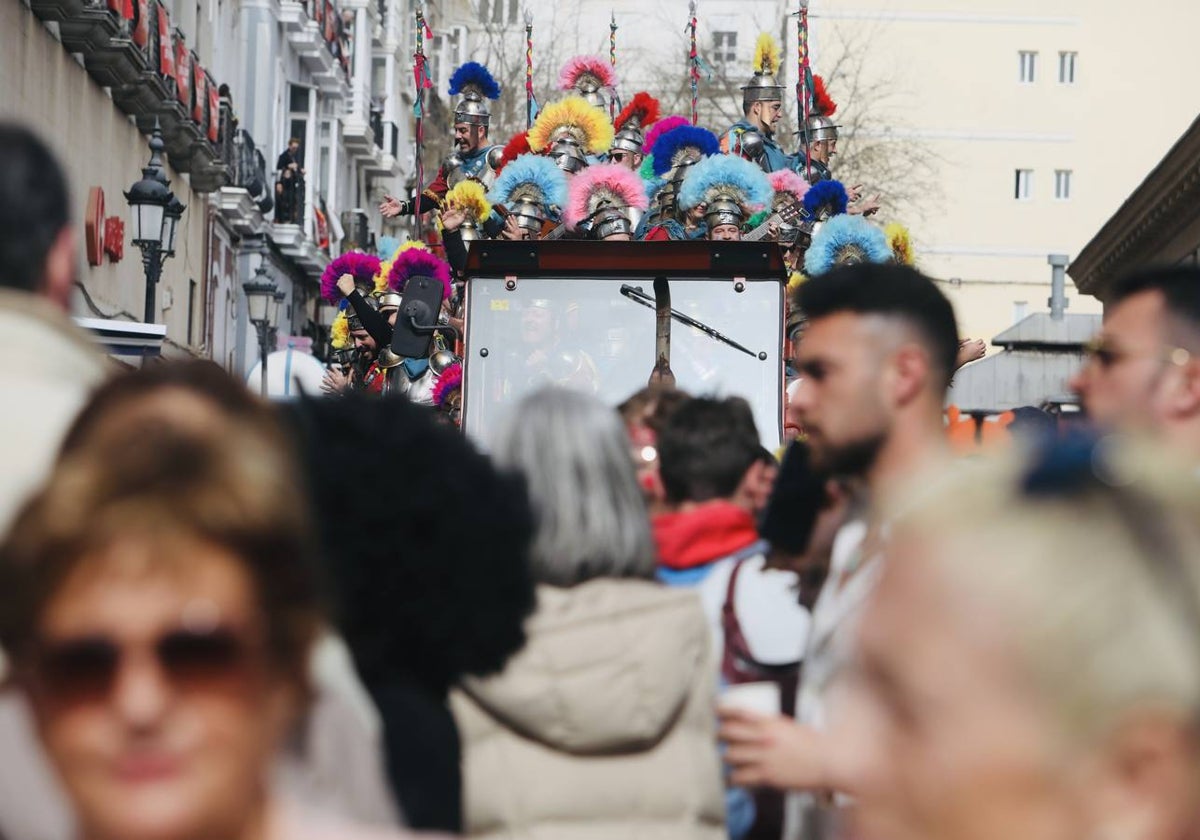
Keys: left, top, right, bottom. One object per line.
{"left": 1048, "top": 254, "right": 1070, "bottom": 321}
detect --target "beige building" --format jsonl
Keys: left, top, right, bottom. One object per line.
{"left": 801, "top": 0, "right": 1200, "bottom": 342}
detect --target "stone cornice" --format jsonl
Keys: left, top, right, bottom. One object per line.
{"left": 1069, "top": 113, "right": 1200, "bottom": 300}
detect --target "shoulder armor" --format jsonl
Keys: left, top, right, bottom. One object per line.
{"left": 739, "top": 129, "right": 765, "bottom": 161}
{"left": 486, "top": 145, "right": 504, "bottom": 169}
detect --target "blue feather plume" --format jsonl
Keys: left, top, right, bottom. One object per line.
{"left": 650, "top": 126, "right": 721, "bottom": 177}
{"left": 448, "top": 62, "right": 501, "bottom": 100}
{"left": 678, "top": 154, "right": 773, "bottom": 212}
{"left": 803, "top": 180, "right": 849, "bottom": 218}
{"left": 487, "top": 153, "right": 569, "bottom": 218}
{"left": 804, "top": 215, "right": 893, "bottom": 277}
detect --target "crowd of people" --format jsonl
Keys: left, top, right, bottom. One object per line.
{"left": 4, "top": 32, "right": 1200, "bottom": 840}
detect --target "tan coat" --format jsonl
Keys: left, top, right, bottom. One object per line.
{"left": 451, "top": 579, "right": 726, "bottom": 840}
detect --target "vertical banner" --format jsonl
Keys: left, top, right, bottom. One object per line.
{"left": 132, "top": 0, "right": 149, "bottom": 45}
{"left": 192, "top": 57, "right": 206, "bottom": 124}
{"left": 175, "top": 36, "right": 192, "bottom": 108}
{"left": 207, "top": 73, "right": 220, "bottom": 142}
{"left": 324, "top": 0, "right": 336, "bottom": 45}
{"left": 313, "top": 0, "right": 324, "bottom": 30}
{"left": 107, "top": 0, "right": 133, "bottom": 22}
{"left": 157, "top": 5, "right": 174, "bottom": 79}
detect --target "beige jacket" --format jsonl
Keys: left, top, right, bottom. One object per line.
{"left": 0, "top": 289, "right": 109, "bottom": 535}
{"left": 451, "top": 579, "right": 726, "bottom": 840}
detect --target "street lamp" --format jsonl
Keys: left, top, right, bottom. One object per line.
{"left": 125, "top": 122, "right": 186, "bottom": 323}
{"left": 243, "top": 264, "right": 278, "bottom": 397}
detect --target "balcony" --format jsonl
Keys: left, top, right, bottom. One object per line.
{"left": 214, "top": 111, "right": 272, "bottom": 237}
{"left": 56, "top": 0, "right": 121, "bottom": 53}
{"left": 271, "top": 222, "right": 327, "bottom": 278}
{"left": 363, "top": 115, "right": 400, "bottom": 177}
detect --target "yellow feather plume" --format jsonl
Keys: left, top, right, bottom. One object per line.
{"left": 445, "top": 179, "right": 493, "bottom": 223}
{"left": 331, "top": 310, "right": 350, "bottom": 349}
{"left": 754, "top": 33, "right": 781, "bottom": 76}
{"left": 374, "top": 240, "right": 430, "bottom": 293}
{"left": 885, "top": 222, "right": 914, "bottom": 266}
{"left": 787, "top": 270, "right": 807, "bottom": 291}
{"left": 528, "top": 95, "right": 615, "bottom": 155}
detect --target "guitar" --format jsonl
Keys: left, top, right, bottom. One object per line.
{"left": 742, "top": 198, "right": 810, "bottom": 242}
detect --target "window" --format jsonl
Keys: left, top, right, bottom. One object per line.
{"left": 1018, "top": 50, "right": 1037, "bottom": 83}
{"left": 1058, "top": 51, "right": 1077, "bottom": 84}
{"left": 712, "top": 31, "right": 737, "bottom": 68}
{"left": 1015, "top": 169, "right": 1033, "bottom": 200}
{"left": 1054, "top": 169, "right": 1072, "bottom": 200}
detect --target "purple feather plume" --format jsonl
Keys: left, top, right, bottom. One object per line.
{"left": 321, "top": 251, "right": 382, "bottom": 304}
{"left": 388, "top": 248, "right": 453, "bottom": 299}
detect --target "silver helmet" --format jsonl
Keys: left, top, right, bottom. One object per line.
{"left": 550, "top": 137, "right": 589, "bottom": 173}
{"left": 610, "top": 125, "right": 644, "bottom": 156}
{"left": 585, "top": 206, "right": 634, "bottom": 240}
{"left": 704, "top": 198, "right": 745, "bottom": 231}
{"left": 509, "top": 200, "right": 547, "bottom": 234}
{"left": 742, "top": 33, "right": 785, "bottom": 110}
{"left": 800, "top": 114, "right": 840, "bottom": 145}
{"left": 454, "top": 92, "right": 491, "bottom": 127}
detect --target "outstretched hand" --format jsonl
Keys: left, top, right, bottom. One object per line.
{"left": 379, "top": 195, "right": 405, "bottom": 218}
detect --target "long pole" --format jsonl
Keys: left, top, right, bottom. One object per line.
{"left": 142, "top": 248, "right": 161, "bottom": 323}
{"left": 687, "top": 2, "right": 699, "bottom": 125}
{"left": 609, "top": 11, "right": 617, "bottom": 122}
{"left": 258, "top": 324, "right": 269, "bottom": 397}
{"left": 796, "top": 0, "right": 812, "bottom": 180}
{"left": 413, "top": 2, "right": 431, "bottom": 240}
{"left": 525, "top": 9, "right": 534, "bottom": 130}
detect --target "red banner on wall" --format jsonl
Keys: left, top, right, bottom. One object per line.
{"left": 192, "top": 56, "right": 206, "bottom": 123}
{"left": 175, "top": 37, "right": 192, "bottom": 107}
{"left": 207, "top": 75, "right": 220, "bottom": 142}
{"left": 157, "top": 6, "right": 174, "bottom": 78}
{"left": 132, "top": 0, "right": 148, "bottom": 47}
{"left": 106, "top": 0, "right": 133, "bottom": 21}
{"left": 313, "top": 0, "right": 323, "bottom": 29}
{"left": 324, "top": 0, "right": 336, "bottom": 43}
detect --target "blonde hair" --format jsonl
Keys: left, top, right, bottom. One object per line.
{"left": 896, "top": 437, "right": 1200, "bottom": 745}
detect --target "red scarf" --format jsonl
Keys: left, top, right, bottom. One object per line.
{"left": 653, "top": 501, "right": 760, "bottom": 570}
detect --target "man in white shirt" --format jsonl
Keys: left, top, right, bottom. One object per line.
{"left": 719, "top": 263, "right": 959, "bottom": 840}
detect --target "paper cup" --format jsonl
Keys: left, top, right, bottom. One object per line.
{"left": 719, "top": 681, "right": 780, "bottom": 716}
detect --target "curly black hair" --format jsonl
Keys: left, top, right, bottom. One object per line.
{"left": 285, "top": 394, "right": 536, "bottom": 694}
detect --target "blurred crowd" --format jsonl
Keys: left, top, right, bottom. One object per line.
{"left": 4, "top": 119, "right": 1200, "bottom": 840}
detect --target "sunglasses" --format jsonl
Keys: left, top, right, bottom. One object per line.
{"left": 29, "top": 627, "right": 257, "bottom": 706}
{"left": 1084, "top": 337, "right": 1191, "bottom": 370}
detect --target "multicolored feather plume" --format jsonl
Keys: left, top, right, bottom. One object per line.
{"left": 804, "top": 215, "right": 893, "bottom": 277}
{"left": 753, "top": 33, "right": 781, "bottom": 75}
{"left": 885, "top": 222, "right": 914, "bottom": 265}
{"left": 678, "top": 153, "right": 773, "bottom": 212}
{"left": 447, "top": 61, "right": 501, "bottom": 100}
{"left": 615, "top": 92, "right": 661, "bottom": 131}
{"left": 812, "top": 75, "right": 838, "bottom": 118}
{"left": 375, "top": 240, "right": 430, "bottom": 294}
{"left": 444, "top": 180, "right": 492, "bottom": 223}
{"left": 487, "top": 153, "right": 569, "bottom": 217}
{"left": 388, "top": 247, "right": 453, "bottom": 299}
{"left": 643, "top": 115, "right": 690, "bottom": 155}
{"left": 321, "top": 251, "right": 382, "bottom": 303}
{"left": 432, "top": 362, "right": 463, "bottom": 409}
{"left": 558, "top": 55, "right": 618, "bottom": 92}
{"left": 565, "top": 163, "right": 649, "bottom": 230}
{"left": 803, "top": 179, "right": 849, "bottom": 219}
{"left": 527, "top": 96, "right": 615, "bottom": 155}
{"left": 650, "top": 125, "right": 721, "bottom": 177}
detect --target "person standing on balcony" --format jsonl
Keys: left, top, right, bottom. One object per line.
{"left": 275, "top": 138, "right": 305, "bottom": 225}
{"left": 379, "top": 62, "right": 503, "bottom": 221}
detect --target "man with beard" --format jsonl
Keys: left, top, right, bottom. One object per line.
{"left": 379, "top": 62, "right": 503, "bottom": 219}
{"left": 717, "top": 263, "right": 959, "bottom": 840}
{"left": 1070, "top": 265, "right": 1200, "bottom": 462}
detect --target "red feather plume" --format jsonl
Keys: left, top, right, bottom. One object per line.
{"left": 615, "top": 92, "right": 661, "bottom": 132}
{"left": 812, "top": 75, "right": 838, "bottom": 118}
{"left": 498, "top": 132, "right": 531, "bottom": 174}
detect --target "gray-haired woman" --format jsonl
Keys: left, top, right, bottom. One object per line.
{"left": 452, "top": 387, "right": 725, "bottom": 840}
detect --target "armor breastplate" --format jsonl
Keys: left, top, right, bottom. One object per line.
{"left": 447, "top": 146, "right": 501, "bottom": 190}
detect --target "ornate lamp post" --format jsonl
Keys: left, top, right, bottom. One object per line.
{"left": 243, "top": 264, "right": 279, "bottom": 397}
{"left": 125, "top": 123, "right": 186, "bottom": 323}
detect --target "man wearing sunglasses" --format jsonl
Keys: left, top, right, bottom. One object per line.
{"left": 1071, "top": 266, "right": 1200, "bottom": 460}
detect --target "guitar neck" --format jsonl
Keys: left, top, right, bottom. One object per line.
{"left": 542, "top": 223, "right": 568, "bottom": 240}
{"left": 742, "top": 212, "right": 782, "bottom": 242}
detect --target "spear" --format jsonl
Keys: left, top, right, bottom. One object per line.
{"left": 525, "top": 9, "right": 536, "bottom": 129}
{"left": 413, "top": 1, "right": 433, "bottom": 239}
{"left": 795, "top": 0, "right": 812, "bottom": 180}
{"left": 688, "top": 1, "right": 699, "bottom": 125}
{"left": 609, "top": 11, "right": 618, "bottom": 121}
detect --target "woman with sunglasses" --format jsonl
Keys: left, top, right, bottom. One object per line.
{"left": 0, "top": 384, "right": 441, "bottom": 840}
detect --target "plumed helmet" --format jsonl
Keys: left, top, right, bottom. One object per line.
{"left": 743, "top": 33, "right": 785, "bottom": 109}
{"left": 800, "top": 75, "right": 841, "bottom": 144}
{"left": 449, "top": 62, "right": 501, "bottom": 127}
{"left": 610, "top": 92, "right": 661, "bottom": 156}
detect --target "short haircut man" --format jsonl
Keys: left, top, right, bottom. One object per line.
{"left": 657, "top": 396, "right": 762, "bottom": 505}
{"left": 0, "top": 123, "right": 73, "bottom": 303}
{"left": 1072, "top": 265, "right": 1200, "bottom": 454}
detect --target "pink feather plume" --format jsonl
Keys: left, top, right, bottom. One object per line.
{"left": 320, "top": 251, "right": 382, "bottom": 304}
{"left": 557, "top": 55, "right": 618, "bottom": 91}
{"left": 565, "top": 163, "right": 650, "bottom": 231}
{"left": 387, "top": 248, "right": 453, "bottom": 299}
{"left": 643, "top": 115, "right": 690, "bottom": 155}
{"left": 768, "top": 169, "right": 811, "bottom": 203}
{"left": 432, "top": 362, "right": 463, "bottom": 409}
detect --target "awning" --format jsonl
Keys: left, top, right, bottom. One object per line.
{"left": 74, "top": 317, "right": 166, "bottom": 366}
